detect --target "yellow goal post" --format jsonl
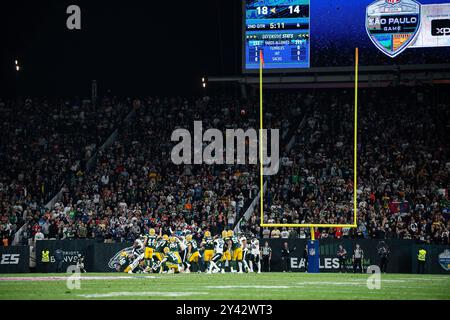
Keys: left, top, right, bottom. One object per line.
{"left": 258, "top": 48, "right": 360, "bottom": 238}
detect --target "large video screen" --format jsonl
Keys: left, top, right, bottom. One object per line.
{"left": 243, "top": 0, "right": 450, "bottom": 72}
{"left": 244, "top": 0, "right": 311, "bottom": 70}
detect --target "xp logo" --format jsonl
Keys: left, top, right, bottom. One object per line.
{"left": 366, "top": 0, "right": 421, "bottom": 58}
{"left": 436, "top": 28, "right": 450, "bottom": 35}
{"left": 432, "top": 20, "right": 450, "bottom": 36}
{"left": 0, "top": 254, "right": 20, "bottom": 265}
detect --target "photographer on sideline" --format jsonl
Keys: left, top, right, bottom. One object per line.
{"left": 281, "top": 242, "right": 296, "bottom": 272}
{"left": 337, "top": 245, "right": 347, "bottom": 273}
{"left": 377, "top": 241, "right": 390, "bottom": 273}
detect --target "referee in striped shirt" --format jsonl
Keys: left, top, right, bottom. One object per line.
{"left": 261, "top": 242, "right": 272, "bottom": 272}
{"left": 352, "top": 244, "right": 364, "bottom": 273}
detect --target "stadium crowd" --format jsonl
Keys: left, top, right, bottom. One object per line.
{"left": 3, "top": 94, "right": 301, "bottom": 245}
{"left": 0, "top": 97, "right": 130, "bottom": 245}
{"left": 1, "top": 87, "right": 448, "bottom": 246}
{"left": 240, "top": 87, "right": 449, "bottom": 245}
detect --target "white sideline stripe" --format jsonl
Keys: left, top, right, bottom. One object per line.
{"left": 297, "top": 279, "right": 450, "bottom": 286}
{"left": 395, "top": 277, "right": 450, "bottom": 281}
{"left": 0, "top": 276, "right": 157, "bottom": 282}
{"left": 78, "top": 292, "right": 209, "bottom": 298}
{"left": 298, "top": 282, "right": 363, "bottom": 286}
{"left": 297, "top": 280, "right": 408, "bottom": 286}
{"left": 206, "top": 285, "right": 302, "bottom": 289}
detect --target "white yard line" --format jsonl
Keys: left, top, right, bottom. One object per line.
{"left": 77, "top": 291, "right": 209, "bottom": 298}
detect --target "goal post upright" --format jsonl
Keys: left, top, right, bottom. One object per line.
{"left": 353, "top": 47, "right": 359, "bottom": 228}
{"left": 259, "top": 49, "right": 265, "bottom": 230}
{"left": 259, "top": 47, "right": 360, "bottom": 234}
{"left": 257, "top": 48, "right": 360, "bottom": 273}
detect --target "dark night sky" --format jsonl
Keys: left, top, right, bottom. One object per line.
{"left": 0, "top": 0, "right": 242, "bottom": 98}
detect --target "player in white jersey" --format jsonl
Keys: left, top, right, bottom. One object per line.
{"left": 239, "top": 235, "right": 250, "bottom": 273}
{"left": 127, "top": 237, "right": 146, "bottom": 274}
{"left": 249, "top": 238, "right": 261, "bottom": 273}
{"left": 207, "top": 237, "right": 225, "bottom": 274}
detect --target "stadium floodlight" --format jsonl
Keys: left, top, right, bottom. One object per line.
{"left": 259, "top": 48, "right": 360, "bottom": 233}
{"left": 15, "top": 59, "right": 21, "bottom": 72}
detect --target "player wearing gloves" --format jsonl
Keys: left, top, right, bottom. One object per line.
{"left": 207, "top": 236, "right": 225, "bottom": 274}
{"left": 201, "top": 231, "right": 215, "bottom": 272}
{"left": 249, "top": 238, "right": 262, "bottom": 273}
{"left": 229, "top": 230, "right": 243, "bottom": 273}
{"left": 185, "top": 234, "right": 201, "bottom": 273}
{"left": 153, "top": 247, "right": 183, "bottom": 274}
{"left": 143, "top": 228, "right": 158, "bottom": 271}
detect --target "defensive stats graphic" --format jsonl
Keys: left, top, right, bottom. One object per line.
{"left": 244, "top": 0, "right": 311, "bottom": 71}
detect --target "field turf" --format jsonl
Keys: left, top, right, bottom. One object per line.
{"left": 0, "top": 273, "right": 449, "bottom": 300}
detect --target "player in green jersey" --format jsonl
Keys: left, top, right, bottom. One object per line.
{"left": 185, "top": 234, "right": 200, "bottom": 273}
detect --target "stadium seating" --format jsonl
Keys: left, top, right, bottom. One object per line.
{"left": 1, "top": 88, "right": 448, "bottom": 246}
{"left": 0, "top": 97, "right": 131, "bottom": 244}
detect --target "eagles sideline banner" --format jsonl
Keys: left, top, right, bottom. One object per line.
{"left": 264, "top": 239, "right": 450, "bottom": 274}
{"left": 32, "top": 239, "right": 449, "bottom": 274}
{"left": 0, "top": 246, "right": 29, "bottom": 273}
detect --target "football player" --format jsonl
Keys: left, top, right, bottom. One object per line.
{"left": 185, "top": 234, "right": 200, "bottom": 273}
{"left": 168, "top": 236, "right": 182, "bottom": 263}
{"left": 143, "top": 228, "right": 157, "bottom": 271}
{"left": 207, "top": 235, "right": 225, "bottom": 274}
{"left": 117, "top": 251, "right": 131, "bottom": 273}
{"left": 249, "top": 237, "right": 261, "bottom": 273}
{"left": 221, "top": 230, "right": 232, "bottom": 272}
{"left": 125, "top": 237, "right": 146, "bottom": 274}
{"left": 179, "top": 233, "right": 189, "bottom": 266}
{"left": 156, "top": 247, "right": 183, "bottom": 274}
{"left": 229, "top": 230, "right": 243, "bottom": 273}
{"left": 76, "top": 253, "right": 86, "bottom": 273}
{"left": 240, "top": 234, "right": 251, "bottom": 273}
{"left": 153, "top": 234, "right": 169, "bottom": 273}
{"left": 201, "top": 231, "right": 214, "bottom": 271}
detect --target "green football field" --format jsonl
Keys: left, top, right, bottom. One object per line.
{"left": 0, "top": 273, "right": 449, "bottom": 300}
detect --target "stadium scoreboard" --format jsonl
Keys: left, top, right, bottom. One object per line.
{"left": 243, "top": 0, "right": 310, "bottom": 71}
{"left": 243, "top": 0, "right": 450, "bottom": 72}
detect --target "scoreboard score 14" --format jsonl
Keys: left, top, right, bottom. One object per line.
{"left": 243, "top": 0, "right": 310, "bottom": 71}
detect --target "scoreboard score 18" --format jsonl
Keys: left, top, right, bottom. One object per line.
{"left": 243, "top": 0, "right": 310, "bottom": 71}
